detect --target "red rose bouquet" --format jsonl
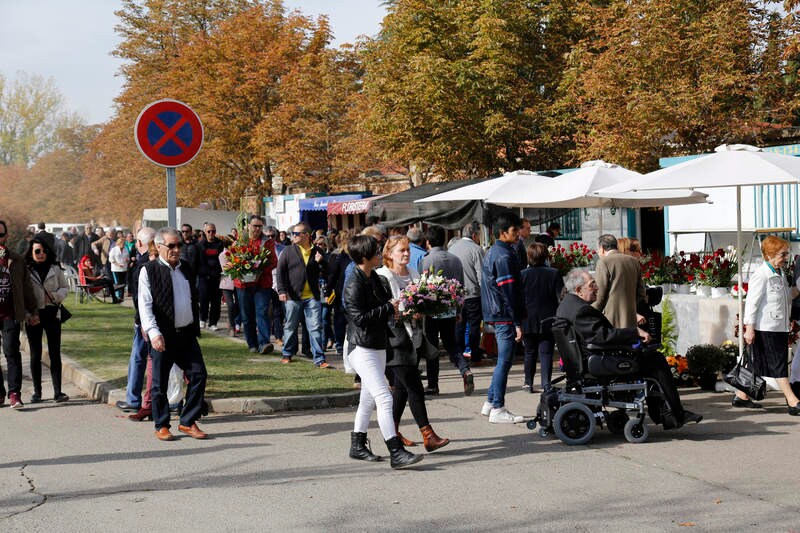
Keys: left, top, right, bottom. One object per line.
{"left": 222, "top": 239, "right": 271, "bottom": 282}
{"left": 548, "top": 242, "right": 596, "bottom": 277}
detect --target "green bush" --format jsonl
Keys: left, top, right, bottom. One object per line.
{"left": 658, "top": 296, "right": 677, "bottom": 359}
{"left": 686, "top": 344, "right": 728, "bottom": 377}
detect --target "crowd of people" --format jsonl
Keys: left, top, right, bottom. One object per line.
{"left": 18, "top": 208, "right": 800, "bottom": 466}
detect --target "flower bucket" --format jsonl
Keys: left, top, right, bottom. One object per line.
{"left": 711, "top": 287, "right": 729, "bottom": 298}
{"left": 661, "top": 283, "right": 672, "bottom": 295}
{"left": 241, "top": 272, "right": 258, "bottom": 283}
{"left": 695, "top": 285, "right": 711, "bottom": 297}
{"left": 673, "top": 284, "right": 691, "bottom": 294}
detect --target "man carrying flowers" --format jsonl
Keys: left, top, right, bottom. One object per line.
{"left": 232, "top": 215, "right": 278, "bottom": 354}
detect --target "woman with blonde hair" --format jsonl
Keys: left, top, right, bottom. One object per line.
{"left": 109, "top": 237, "right": 129, "bottom": 302}
{"left": 737, "top": 235, "right": 800, "bottom": 414}
{"left": 376, "top": 235, "right": 450, "bottom": 452}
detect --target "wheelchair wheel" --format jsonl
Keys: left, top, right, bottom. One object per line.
{"left": 623, "top": 418, "right": 648, "bottom": 444}
{"left": 553, "top": 402, "right": 596, "bottom": 445}
{"left": 605, "top": 410, "right": 628, "bottom": 435}
{"left": 538, "top": 427, "right": 552, "bottom": 439}
{"left": 526, "top": 419, "right": 537, "bottom": 430}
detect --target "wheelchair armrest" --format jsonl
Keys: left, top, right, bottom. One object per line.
{"left": 586, "top": 343, "right": 635, "bottom": 352}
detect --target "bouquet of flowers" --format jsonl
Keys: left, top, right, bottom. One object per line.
{"left": 641, "top": 252, "right": 680, "bottom": 285}
{"left": 693, "top": 247, "right": 737, "bottom": 287}
{"left": 397, "top": 268, "right": 465, "bottom": 322}
{"left": 730, "top": 282, "right": 748, "bottom": 297}
{"left": 665, "top": 354, "right": 692, "bottom": 386}
{"left": 222, "top": 239, "right": 271, "bottom": 283}
{"left": 548, "top": 242, "right": 596, "bottom": 277}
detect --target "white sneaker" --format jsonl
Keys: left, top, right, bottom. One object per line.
{"left": 481, "top": 401, "right": 493, "bottom": 416}
{"left": 208, "top": 324, "right": 218, "bottom": 331}
{"left": 199, "top": 321, "right": 206, "bottom": 329}
{"left": 489, "top": 407, "right": 524, "bottom": 424}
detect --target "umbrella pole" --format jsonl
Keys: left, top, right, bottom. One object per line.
{"left": 737, "top": 185, "right": 744, "bottom": 358}
{"left": 599, "top": 209, "right": 604, "bottom": 236}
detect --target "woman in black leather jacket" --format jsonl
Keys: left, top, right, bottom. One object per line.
{"left": 344, "top": 235, "right": 422, "bottom": 470}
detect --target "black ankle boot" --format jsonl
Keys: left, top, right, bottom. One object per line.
{"left": 385, "top": 436, "right": 423, "bottom": 469}
{"left": 349, "top": 432, "right": 382, "bottom": 462}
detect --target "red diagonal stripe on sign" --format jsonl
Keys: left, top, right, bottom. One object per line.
{"left": 151, "top": 116, "right": 189, "bottom": 152}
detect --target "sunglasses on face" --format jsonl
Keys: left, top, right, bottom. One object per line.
{"left": 206, "top": 229, "right": 216, "bottom": 233}
{"left": 0, "top": 232, "right": 6, "bottom": 237}
{"left": 158, "top": 242, "right": 182, "bottom": 250}
{"left": 292, "top": 231, "right": 307, "bottom": 236}
{"left": 33, "top": 248, "right": 46, "bottom": 255}
{"left": 265, "top": 234, "right": 275, "bottom": 238}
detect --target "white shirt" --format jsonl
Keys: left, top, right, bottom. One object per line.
{"left": 138, "top": 258, "right": 194, "bottom": 340}
{"left": 109, "top": 246, "right": 129, "bottom": 273}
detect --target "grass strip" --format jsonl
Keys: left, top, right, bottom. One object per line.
{"left": 60, "top": 301, "right": 354, "bottom": 397}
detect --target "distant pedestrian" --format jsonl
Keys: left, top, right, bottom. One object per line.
{"left": 197, "top": 223, "right": 224, "bottom": 331}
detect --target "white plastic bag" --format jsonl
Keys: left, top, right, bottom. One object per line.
{"left": 167, "top": 364, "right": 185, "bottom": 405}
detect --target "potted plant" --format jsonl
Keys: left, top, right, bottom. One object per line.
{"left": 672, "top": 253, "right": 693, "bottom": 294}
{"left": 686, "top": 344, "right": 728, "bottom": 390}
{"left": 694, "top": 247, "right": 737, "bottom": 298}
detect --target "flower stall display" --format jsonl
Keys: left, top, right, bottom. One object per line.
{"left": 398, "top": 268, "right": 465, "bottom": 322}
{"left": 665, "top": 354, "right": 692, "bottom": 386}
{"left": 222, "top": 239, "right": 271, "bottom": 283}
{"left": 730, "top": 282, "right": 748, "bottom": 298}
{"left": 548, "top": 242, "right": 596, "bottom": 277}
{"left": 693, "top": 247, "right": 737, "bottom": 289}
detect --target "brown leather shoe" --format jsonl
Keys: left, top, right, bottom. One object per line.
{"left": 178, "top": 423, "right": 209, "bottom": 439}
{"left": 395, "top": 422, "right": 417, "bottom": 446}
{"left": 129, "top": 408, "right": 152, "bottom": 421}
{"left": 421, "top": 424, "right": 450, "bottom": 452}
{"left": 155, "top": 427, "right": 175, "bottom": 441}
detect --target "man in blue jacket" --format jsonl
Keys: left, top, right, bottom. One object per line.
{"left": 480, "top": 212, "right": 525, "bottom": 423}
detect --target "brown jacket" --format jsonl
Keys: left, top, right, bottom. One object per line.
{"left": 592, "top": 250, "right": 645, "bottom": 329}
{"left": 4, "top": 250, "right": 38, "bottom": 322}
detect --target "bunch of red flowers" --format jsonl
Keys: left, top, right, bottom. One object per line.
{"left": 222, "top": 239, "right": 271, "bottom": 281}
{"left": 692, "top": 248, "right": 737, "bottom": 287}
{"left": 548, "top": 242, "right": 596, "bottom": 277}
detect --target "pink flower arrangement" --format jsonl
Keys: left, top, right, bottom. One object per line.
{"left": 398, "top": 268, "right": 465, "bottom": 322}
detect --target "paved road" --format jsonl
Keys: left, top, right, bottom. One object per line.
{"left": 1, "top": 354, "right": 799, "bottom": 532}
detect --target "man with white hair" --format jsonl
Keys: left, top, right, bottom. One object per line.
{"left": 116, "top": 226, "right": 156, "bottom": 415}
{"left": 139, "top": 227, "right": 209, "bottom": 441}
{"left": 557, "top": 268, "right": 702, "bottom": 429}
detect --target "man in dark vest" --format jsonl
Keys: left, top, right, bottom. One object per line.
{"left": 138, "top": 227, "right": 208, "bottom": 441}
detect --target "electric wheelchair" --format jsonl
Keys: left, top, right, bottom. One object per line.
{"left": 527, "top": 315, "right": 669, "bottom": 445}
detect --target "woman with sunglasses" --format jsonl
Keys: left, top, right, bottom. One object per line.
{"left": 25, "top": 237, "right": 70, "bottom": 403}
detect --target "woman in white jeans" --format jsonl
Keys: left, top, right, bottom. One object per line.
{"left": 343, "top": 235, "right": 422, "bottom": 469}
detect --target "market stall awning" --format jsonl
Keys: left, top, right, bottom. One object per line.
{"left": 299, "top": 194, "right": 366, "bottom": 212}
{"left": 327, "top": 195, "right": 387, "bottom": 215}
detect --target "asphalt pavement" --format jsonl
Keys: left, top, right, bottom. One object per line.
{"left": 2, "top": 341, "right": 800, "bottom": 532}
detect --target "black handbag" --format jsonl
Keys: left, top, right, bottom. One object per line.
{"left": 58, "top": 304, "right": 72, "bottom": 324}
{"left": 723, "top": 345, "right": 766, "bottom": 401}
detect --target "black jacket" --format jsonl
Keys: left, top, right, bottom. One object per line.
{"left": 556, "top": 293, "right": 639, "bottom": 350}
{"left": 343, "top": 267, "right": 393, "bottom": 350}
{"left": 275, "top": 243, "right": 327, "bottom": 301}
{"left": 326, "top": 251, "right": 352, "bottom": 307}
{"left": 521, "top": 265, "right": 564, "bottom": 334}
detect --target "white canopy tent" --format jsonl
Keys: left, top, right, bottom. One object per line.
{"left": 414, "top": 170, "right": 556, "bottom": 203}
{"left": 600, "top": 144, "right": 800, "bottom": 356}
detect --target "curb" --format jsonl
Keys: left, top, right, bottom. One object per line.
{"left": 58, "top": 352, "right": 360, "bottom": 414}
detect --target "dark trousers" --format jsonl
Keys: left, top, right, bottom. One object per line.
{"left": 150, "top": 330, "right": 207, "bottom": 429}
{"left": 332, "top": 303, "right": 346, "bottom": 354}
{"left": 25, "top": 306, "right": 63, "bottom": 396}
{"left": 0, "top": 318, "right": 22, "bottom": 397}
{"left": 198, "top": 276, "right": 221, "bottom": 326}
{"left": 391, "top": 365, "right": 429, "bottom": 428}
{"left": 425, "top": 316, "right": 469, "bottom": 386}
{"left": 456, "top": 297, "right": 484, "bottom": 361}
{"left": 270, "top": 291, "right": 284, "bottom": 341}
{"left": 222, "top": 289, "right": 239, "bottom": 329}
{"left": 522, "top": 332, "right": 554, "bottom": 390}
{"left": 112, "top": 272, "right": 126, "bottom": 300}
{"left": 637, "top": 351, "right": 685, "bottom": 420}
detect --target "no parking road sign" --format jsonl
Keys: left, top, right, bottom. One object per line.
{"left": 135, "top": 99, "right": 203, "bottom": 167}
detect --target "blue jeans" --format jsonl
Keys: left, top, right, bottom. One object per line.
{"left": 487, "top": 323, "right": 516, "bottom": 408}
{"left": 125, "top": 325, "right": 148, "bottom": 407}
{"left": 237, "top": 286, "right": 272, "bottom": 350}
{"left": 283, "top": 298, "right": 325, "bottom": 364}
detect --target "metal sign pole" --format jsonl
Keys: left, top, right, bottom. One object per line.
{"left": 167, "top": 167, "right": 177, "bottom": 228}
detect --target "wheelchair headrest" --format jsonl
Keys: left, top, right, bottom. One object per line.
{"left": 646, "top": 285, "right": 663, "bottom": 307}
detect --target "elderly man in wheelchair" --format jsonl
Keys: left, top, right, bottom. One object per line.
{"left": 532, "top": 268, "right": 702, "bottom": 445}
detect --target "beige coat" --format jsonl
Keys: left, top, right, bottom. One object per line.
{"left": 592, "top": 250, "right": 645, "bottom": 329}
{"left": 29, "top": 264, "right": 69, "bottom": 310}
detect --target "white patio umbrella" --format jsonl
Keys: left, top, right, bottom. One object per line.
{"left": 485, "top": 160, "right": 709, "bottom": 232}
{"left": 414, "top": 170, "right": 555, "bottom": 203}
{"left": 601, "top": 144, "right": 800, "bottom": 357}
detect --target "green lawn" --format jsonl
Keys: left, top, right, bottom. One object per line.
{"left": 61, "top": 301, "right": 355, "bottom": 397}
